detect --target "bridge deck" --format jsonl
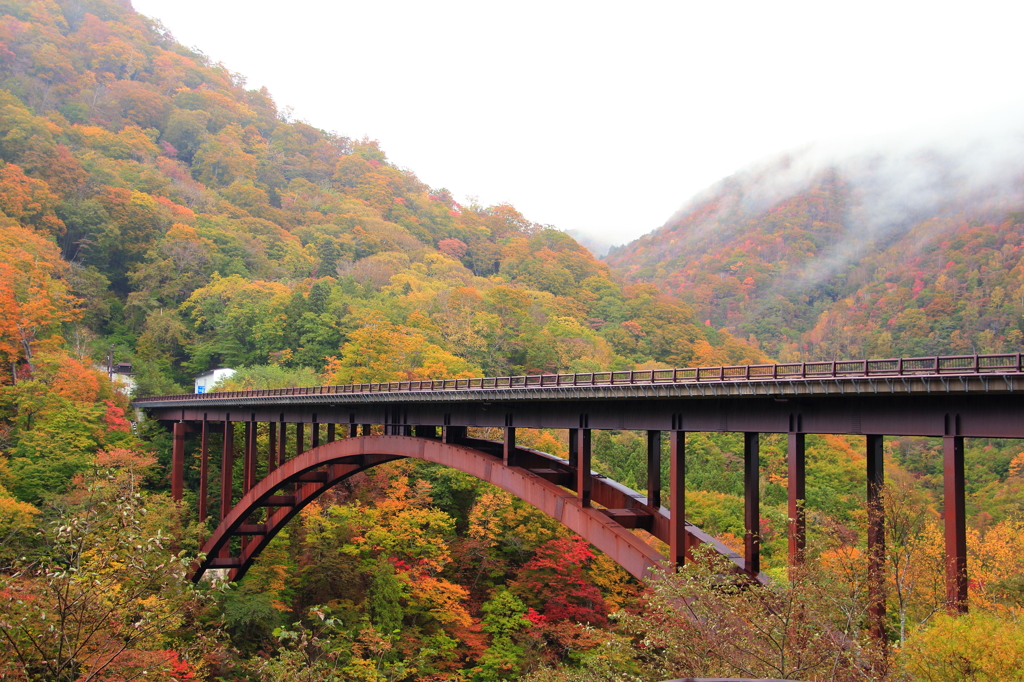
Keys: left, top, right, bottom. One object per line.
{"left": 136, "top": 353, "right": 1024, "bottom": 408}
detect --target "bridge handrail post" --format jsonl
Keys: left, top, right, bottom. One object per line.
{"left": 801, "top": 362, "right": 806, "bottom": 379}
{"left": 974, "top": 354, "right": 980, "bottom": 374}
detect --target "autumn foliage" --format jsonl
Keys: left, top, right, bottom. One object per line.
{"left": 0, "top": 2, "right": 1022, "bottom": 681}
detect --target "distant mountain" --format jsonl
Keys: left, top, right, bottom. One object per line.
{"left": 605, "top": 138, "right": 1024, "bottom": 361}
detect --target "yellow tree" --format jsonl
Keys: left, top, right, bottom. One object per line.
{"left": 325, "top": 311, "right": 480, "bottom": 384}
{"left": 0, "top": 225, "right": 81, "bottom": 377}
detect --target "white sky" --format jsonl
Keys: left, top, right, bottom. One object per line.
{"left": 131, "top": 0, "right": 1024, "bottom": 249}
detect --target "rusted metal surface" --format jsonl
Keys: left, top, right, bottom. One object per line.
{"left": 669, "top": 430, "right": 686, "bottom": 566}
{"left": 191, "top": 435, "right": 711, "bottom": 584}
{"left": 243, "top": 422, "right": 255, "bottom": 494}
{"left": 866, "top": 434, "right": 886, "bottom": 638}
{"left": 171, "top": 422, "right": 185, "bottom": 501}
{"left": 268, "top": 422, "right": 277, "bottom": 474}
{"left": 199, "top": 419, "right": 209, "bottom": 523}
{"left": 136, "top": 353, "right": 1024, "bottom": 405}
{"left": 647, "top": 430, "right": 662, "bottom": 509}
{"left": 577, "top": 428, "right": 592, "bottom": 507}
{"left": 944, "top": 435, "right": 967, "bottom": 612}
{"left": 503, "top": 426, "right": 516, "bottom": 466}
{"left": 787, "top": 432, "right": 806, "bottom": 565}
{"left": 220, "top": 420, "right": 233, "bottom": 522}
{"left": 744, "top": 433, "right": 760, "bottom": 577}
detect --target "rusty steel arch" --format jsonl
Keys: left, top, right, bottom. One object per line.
{"left": 193, "top": 434, "right": 746, "bottom": 584}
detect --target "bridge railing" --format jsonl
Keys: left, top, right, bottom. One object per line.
{"left": 134, "top": 353, "right": 1024, "bottom": 403}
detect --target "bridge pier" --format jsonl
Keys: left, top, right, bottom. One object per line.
{"left": 576, "top": 427, "right": 592, "bottom": 507}
{"left": 220, "top": 419, "right": 234, "bottom": 521}
{"left": 669, "top": 430, "right": 686, "bottom": 566}
{"left": 647, "top": 430, "right": 662, "bottom": 509}
{"left": 503, "top": 426, "right": 517, "bottom": 466}
{"left": 220, "top": 419, "right": 234, "bottom": 559}
{"left": 866, "top": 434, "right": 886, "bottom": 639}
{"left": 199, "top": 418, "right": 209, "bottom": 523}
{"left": 172, "top": 421, "right": 186, "bottom": 501}
{"left": 268, "top": 422, "right": 277, "bottom": 473}
{"left": 787, "top": 431, "right": 806, "bottom": 566}
{"left": 944, "top": 435, "right": 967, "bottom": 613}
{"left": 744, "top": 433, "right": 760, "bottom": 576}
{"left": 243, "top": 421, "right": 256, "bottom": 494}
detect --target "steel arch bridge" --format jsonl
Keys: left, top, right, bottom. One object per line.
{"left": 189, "top": 434, "right": 737, "bottom": 584}
{"left": 136, "top": 353, "right": 1024, "bottom": 635}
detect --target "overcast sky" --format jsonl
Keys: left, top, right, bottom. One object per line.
{"left": 131, "top": 0, "right": 1024, "bottom": 249}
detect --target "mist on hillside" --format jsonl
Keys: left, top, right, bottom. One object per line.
{"left": 623, "top": 107, "right": 1024, "bottom": 290}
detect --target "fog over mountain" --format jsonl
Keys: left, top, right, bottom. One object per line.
{"left": 605, "top": 112, "right": 1024, "bottom": 361}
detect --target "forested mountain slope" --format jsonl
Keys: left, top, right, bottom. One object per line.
{"left": 0, "top": 0, "right": 762, "bottom": 399}
{"left": 605, "top": 144, "right": 1024, "bottom": 361}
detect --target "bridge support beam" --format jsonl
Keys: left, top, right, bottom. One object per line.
{"left": 443, "top": 425, "right": 465, "bottom": 444}
{"left": 268, "top": 422, "right": 277, "bottom": 474}
{"left": 647, "top": 430, "right": 662, "bottom": 508}
{"left": 788, "top": 432, "right": 806, "bottom": 565}
{"left": 220, "top": 420, "right": 234, "bottom": 521}
{"left": 568, "top": 428, "right": 578, "bottom": 467}
{"left": 744, "top": 433, "right": 760, "bottom": 576}
{"left": 504, "top": 427, "right": 517, "bottom": 467}
{"left": 866, "top": 434, "right": 886, "bottom": 638}
{"left": 669, "top": 430, "right": 686, "bottom": 566}
{"left": 199, "top": 418, "right": 209, "bottom": 523}
{"left": 243, "top": 421, "right": 256, "bottom": 494}
{"left": 577, "top": 428, "right": 592, "bottom": 507}
{"left": 296, "top": 423, "right": 305, "bottom": 456}
{"left": 172, "top": 421, "right": 186, "bottom": 502}
{"left": 944, "top": 435, "right": 967, "bottom": 613}
{"left": 277, "top": 420, "right": 287, "bottom": 468}
{"left": 220, "top": 419, "right": 235, "bottom": 559}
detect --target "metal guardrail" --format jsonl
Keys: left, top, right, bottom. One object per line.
{"left": 133, "top": 353, "right": 1024, "bottom": 404}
